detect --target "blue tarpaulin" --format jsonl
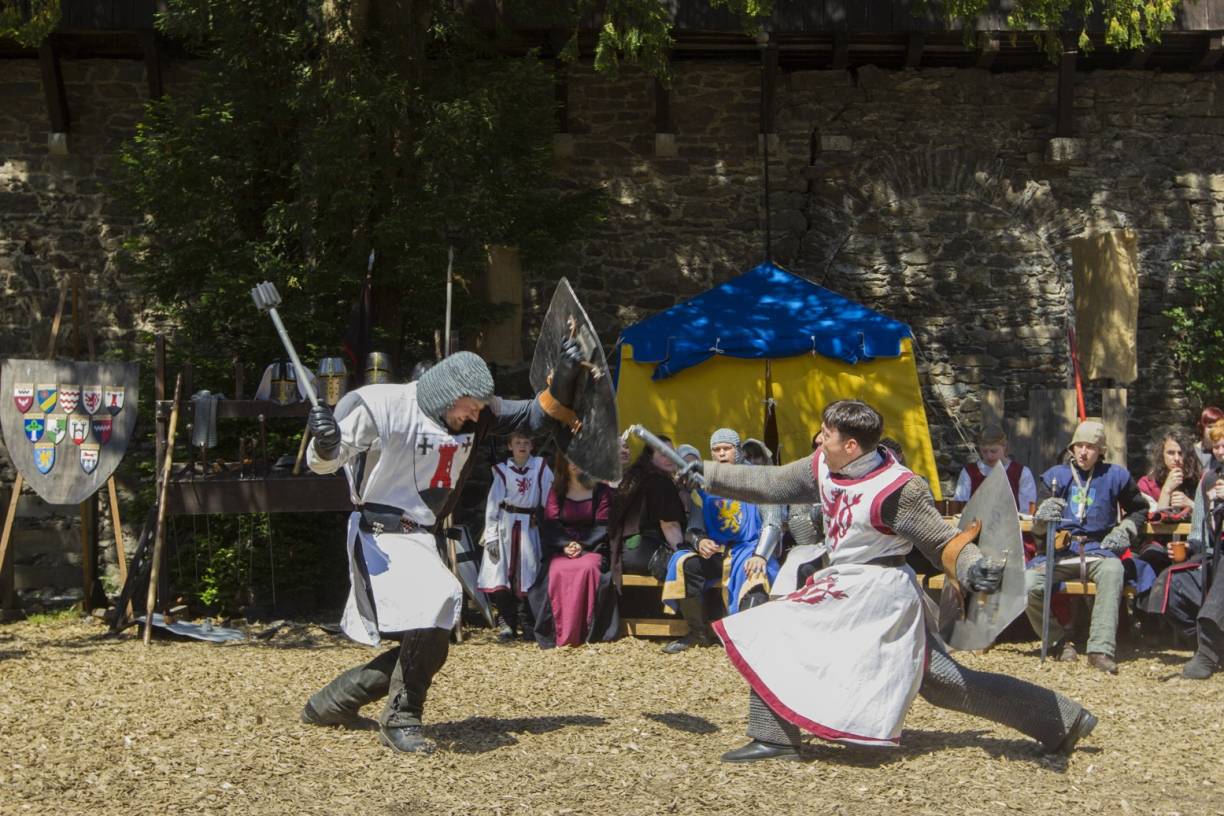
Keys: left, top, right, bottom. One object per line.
{"left": 618, "top": 262, "right": 913, "bottom": 380}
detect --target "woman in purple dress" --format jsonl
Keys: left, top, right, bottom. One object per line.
{"left": 529, "top": 453, "right": 619, "bottom": 648}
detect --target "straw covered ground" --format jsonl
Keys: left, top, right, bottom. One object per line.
{"left": 1, "top": 616, "right": 1222, "bottom": 816}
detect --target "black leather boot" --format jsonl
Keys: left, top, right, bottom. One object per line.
{"left": 663, "top": 597, "right": 714, "bottom": 654}
{"left": 301, "top": 647, "right": 397, "bottom": 727}
{"left": 379, "top": 627, "right": 451, "bottom": 754}
{"left": 1183, "top": 620, "right": 1221, "bottom": 680}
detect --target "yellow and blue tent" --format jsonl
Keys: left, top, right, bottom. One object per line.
{"left": 614, "top": 261, "right": 940, "bottom": 497}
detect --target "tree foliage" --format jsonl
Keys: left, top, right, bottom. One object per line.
{"left": 0, "top": 0, "right": 59, "bottom": 46}
{"left": 938, "top": 0, "right": 1179, "bottom": 55}
{"left": 1166, "top": 260, "right": 1224, "bottom": 408}
{"left": 118, "top": 0, "right": 603, "bottom": 389}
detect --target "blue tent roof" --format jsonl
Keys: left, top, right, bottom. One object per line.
{"left": 617, "top": 262, "right": 913, "bottom": 380}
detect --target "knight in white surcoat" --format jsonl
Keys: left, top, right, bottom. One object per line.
{"left": 477, "top": 430, "right": 553, "bottom": 639}
{"left": 300, "top": 348, "right": 587, "bottom": 754}
{"left": 677, "top": 400, "right": 1099, "bottom": 763}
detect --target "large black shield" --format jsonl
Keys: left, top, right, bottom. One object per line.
{"left": 530, "top": 279, "right": 621, "bottom": 484}
{"left": 938, "top": 464, "right": 1027, "bottom": 651}
{"left": 1, "top": 358, "right": 139, "bottom": 505}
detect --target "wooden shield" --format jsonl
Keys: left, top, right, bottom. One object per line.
{"left": 1, "top": 359, "right": 139, "bottom": 505}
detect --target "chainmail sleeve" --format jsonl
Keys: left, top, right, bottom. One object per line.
{"left": 786, "top": 504, "right": 821, "bottom": 548}
{"left": 702, "top": 457, "right": 819, "bottom": 505}
{"left": 882, "top": 478, "right": 982, "bottom": 584}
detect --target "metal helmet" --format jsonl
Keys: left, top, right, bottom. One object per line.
{"left": 317, "top": 356, "right": 348, "bottom": 406}
{"left": 364, "top": 351, "right": 393, "bottom": 385}
{"left": 269, "top": 360, "right": 298, "bottom": 406}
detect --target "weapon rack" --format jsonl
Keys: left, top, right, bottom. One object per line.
{"left": 152, "top": 334, "right": 351, "bottom": 517}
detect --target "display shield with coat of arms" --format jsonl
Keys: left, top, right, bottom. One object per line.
{"left": 1, "top": 359, "right": 139, "bottom": 505}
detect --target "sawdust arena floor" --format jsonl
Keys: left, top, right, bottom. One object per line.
{"left": 1, "top": 616, "right": 1222, "bottom": 816}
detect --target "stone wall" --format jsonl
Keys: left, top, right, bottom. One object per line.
{"left": 3, "top": 54, "right": 1223, "bottom": 600}
{"left": 538, "top": 61, "right": 1221, "bottom": 485}
{"left": 0, "top": 58, "right": 170, "bottom": 602}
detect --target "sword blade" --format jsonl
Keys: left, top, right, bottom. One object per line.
{"left": 1040, "top": 523, "right": 1057, "bottom": 663}
{"left": 626, "top": 424, "right": 704, "bottom": 488}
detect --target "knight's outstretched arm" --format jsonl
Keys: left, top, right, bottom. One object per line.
{"left": 488, "top": 396, "right": 574, "bottom": 450}
{"left": 703, "top": 457, "right": 819, "bottom": 505}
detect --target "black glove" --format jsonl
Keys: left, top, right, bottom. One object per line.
{"left": 966, "top": 557, "right": 1004, "bottom": 594}
{"left": 308, "top": 404, "right": 341, "bottom": 459}
{"left": 676, "top": 459, "right": 704, "bottom": 490}
{"left": 548, "top": 337, "right": 584, "bottom": 408}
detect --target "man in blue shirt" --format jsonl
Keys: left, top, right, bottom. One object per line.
{"left": 660, "top": 428, "right": 780, "bottom": 653}
{"left": 1026, "top": 421, "right": 1149, "bottom": 674}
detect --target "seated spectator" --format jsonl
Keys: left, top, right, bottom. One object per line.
{"left": 1026, "top": 421, "right": 1150, "bottom": 675}
{"left": 954, "top": 425, "right": 1037, "bottom": 512}
{"left": 661, "top": 428, "right": 780, "bottom": 654}
{"left": 1193, "top": 407, "right": 1224, "bottom": 469}
{"left": 879, "top": 436, "right": 906, "bottom": 466}
{"left": 1135, "top": 428, "right": 1201, "bottom": 573}
{"left": 676, "top": 444, "right": 701, "bottom": 517}
{"left": 1146, "top": 422, "right": 1224, "bottom": 679}
{"left": 530, "top": 454, "right": 618, "bottom": 648}
{"left": 742, "top": 438, "right": 772, "bottom": 465}
{"left": 608, "top": 435, "right": 686, "bottom": 582}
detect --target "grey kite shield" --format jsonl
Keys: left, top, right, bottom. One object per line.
{"left": 1, "top": 358, "right": 139, "bottom": 505}
{"left": 530, "top": 278, "right": 621, "bottom": 484}
{"left": 938, "top": 463, "right": 1027, "bottom": 651}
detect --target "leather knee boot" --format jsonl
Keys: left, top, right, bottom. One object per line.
{"left": 1183, "top": 619, "right": 1222, "bottom": 680}
{"left": 379, "top": 627, "right": 451, "bottom": 753}
{"left": 302, "top": 647, "right": 397, "bottom": 727}
{"left": 663, "top": 597, "right": 714, "bottom": 654}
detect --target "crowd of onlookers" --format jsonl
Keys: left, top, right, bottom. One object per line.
{"left": 472, "top": 405, "right": 1224, "bottom": 680}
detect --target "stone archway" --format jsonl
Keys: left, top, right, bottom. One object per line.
{"left": 791, "top": 147, "right": 1093, "bottom": 481}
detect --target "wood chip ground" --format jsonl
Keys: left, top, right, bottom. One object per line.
{"left": 1, "top": 618, "right": 1222, "bottom": 816}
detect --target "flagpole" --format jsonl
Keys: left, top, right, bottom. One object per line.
{"left": 444, "top": 243, "right": 454, "bottom": 357}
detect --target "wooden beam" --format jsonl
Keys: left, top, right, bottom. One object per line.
{"left": 1127, "top": 46, "right": 1153, "bottom": 69}
{"left": 1198, "top": 34, "right": 1224, "bottom": 70}
{"left": 38, "top": 40, "right": 69, "bottom": 133}
{"left": 1056, "top": 49, "right": 1077, "bottom": 137}
{"left": 976, "top": 32, "right": 999, "bottom": 70}
{"left": 832, "top": 31, "right": 849, "bottom": 69}
{"left": 654, "top": 77, "right": 672, "bottom": 133}
{"left": 905, "top": 31, "right": 925, "bottom": 68}
{"left": 142, "top": 30, "right": 163, "bottom": 100}
{"left": 760, "top": 43, "right": 778, "bottom": 134}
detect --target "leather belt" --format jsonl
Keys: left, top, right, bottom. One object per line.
{"left": 357, "top": 503, "right": 425, "bottom": 535}
{"left": 499, "top": 502, "right": 537, "bottom": 514}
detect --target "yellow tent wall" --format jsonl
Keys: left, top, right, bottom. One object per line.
{"left": 615, "top": 337, "right": 941, "bottom": 498}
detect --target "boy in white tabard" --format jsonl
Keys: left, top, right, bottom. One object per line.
{"left": 477, "top": 430, "right": 553, "bottom": 640}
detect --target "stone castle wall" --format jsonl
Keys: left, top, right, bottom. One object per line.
{"left": 2, "top": 54, "right": 1221, "bottom": 599}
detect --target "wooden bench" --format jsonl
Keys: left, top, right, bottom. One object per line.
{"left": 620, "top": 573, "right": 687, "bottom": 638}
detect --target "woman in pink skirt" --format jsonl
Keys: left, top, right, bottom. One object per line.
{"left": 529, "top": 453, "right": 619, "bottom": 647}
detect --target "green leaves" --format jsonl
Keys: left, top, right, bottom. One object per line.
{"left": 0, "top": 0, "right": 60, "bottom": 47}
{"left": 118, "top": 0, "right": 603, "bottom": 387}
{"left": 1165, "top": 260, "right": 1224, "bottom": 407}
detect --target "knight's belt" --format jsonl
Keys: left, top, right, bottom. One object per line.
{"left": 358, "top": 503, "right": 425, "bottom": 535}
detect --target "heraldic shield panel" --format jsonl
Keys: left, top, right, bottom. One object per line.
{"left": 0, "top": 359, "right": 139, "bottom": 505}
